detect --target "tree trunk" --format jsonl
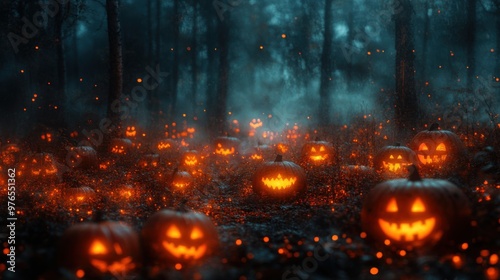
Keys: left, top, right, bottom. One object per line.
{"left": 346, "top": 0, "right": 354, "bottom": 90}
{"left": 54, "top": 0, "right": 66, "bottom": 128}
{"left": 170, "top": 0, "right": 180, "bottom": 119}
{"left": 466, "top": 0, "right": 476, "bottom": 92}
{"left": 204, "top": 2, "right": 218, "bottom": 135}
{"left": 420, "top": 0, "right": 430, "bottom": 85}
{"left": 394, "top": 0, "right": 418, "bottom": 139}
{"left": 214, "top": 19, "right": 230, "bottom": 136}
{"left": 105, "top": 0, "right": 123, "bottom": 135}
{"left": 191, "top": 2, "right": 198, "bottom": 116}
{"left": 318, "top": 0, "right": 333, "bottom": 126}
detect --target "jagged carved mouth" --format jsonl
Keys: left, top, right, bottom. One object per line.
{"left": 378, "top": 217, "right": 436, "bottom": 242}
{"left": 309, "top": 155, "right": 327, "bottom": 162}
{"left": 261, "top": 174, "right": 297, "bottom": 190}
{"left": 90, "top": 257, "right": 135, "bottom": 274}
{"left": 162, "top": 242, "right": 207, "bottom": 260}
{"left": 215, "top": 148, "right": 235, "bottom": 156}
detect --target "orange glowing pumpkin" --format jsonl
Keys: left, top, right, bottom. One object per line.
{"left": 301, "top": 139, "right": 334, "bottom": 165}
{"left": 409, "top": 123, "right": 466, "bottom": 175}
{"left": 58, "top": 220, "right": 141, "bottom": 278}
{"left": 141, "top": 209, "right": 219, "bottom": 264}
{"left": 66, "top": 146, "right": 98, "bottom": 169}
{"left": 373, "top": 143, "right": 418, "bottom": 177}
{"left": 361, "top": 166, "right": 471, "bottom": 249}
{"left": 110, "top": 138, "right": 133, "bottom": 155}
{"left": 1, "top": 144, "right": 21, "bottom": 165}
{"left": 214, "top": 137, "right": 240, "bottom": 156}
{"left": 170, "top": 168, "right": 193, "bottom": 189}
{"left": 182, "top": 150, "right": 200, "bottom": 167}
{"left": 137, "top": 153, "right": 160, "bottom": 169}
{"left": 125, "top": 126, "right": 137, "bottom": 138}
{"left": 245, "top": 144, "right": 273, "bottom": 161}
{"left": 18, "top": 152, "right": 59, "bottom": 179}
{"left": 156, "top": 139, "right": 177, "bottom": 152}
{"left": 64, "top": 186, "right": 96, "bottom": 204}
{"left": 252, "top": 155, "right": 307, "bottom": 197}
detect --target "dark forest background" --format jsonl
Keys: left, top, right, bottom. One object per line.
{"left": 0, "top": 0, "right": 499, "bottom": 143}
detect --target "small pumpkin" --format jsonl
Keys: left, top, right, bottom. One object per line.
{"left": 1, "top": 144, "right": 21, "bottom": 165}
{"left": 18, "top": 152, "right": 59, "bottom": 179}
{"left": 252, "top": 155, "right": 307, "bottom": 197}
{"left": 58, "top": 220, "right": 141, "bottom": 277}
{"left": 361, "top": 166, "right": 471, "bottom": 249}
{"left": 170, "top": 168, "right": 193, "bottom": 189}
{"left": 137, "top": 153, "right": 160, "bottom": 169}
{"left": 245, "top": 144, "right": 273, "bottom": 161}
{"left": 156, "top": 139, "right": 177, "bottom": 153}
{"left": 301, "top": 138, "right": 334, "bottom": 165}
{"left": 213, "top": 136, "right": 240, "bottom": 156}
{"left": 125, "top": 126, "right": 137, "bottom": 138}
{"left": 141, "top": 209, "right": 219, "bottom": 264}
{"left": 409, "top": 123, "right": 466, "bottom": 174}
{"left": 182, "top": 150, "right": 200, "bottom": 167}
{"left": 64, "top": 186, "right": 96, "bottom": 204}
{"left": 110, "top": 138, "right": 133, "bottom": 155}
{"left": 373, "top": 143, "right": 418, "bottom": 177}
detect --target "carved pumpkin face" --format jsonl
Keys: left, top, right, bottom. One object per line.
{"left": 361, "top": 166, "right": 471, "bottom": 249}
{"left": 1, "top": 144, "right": 21, "bottom": 165}
{"left": 245, "top": 145, "right": 273, "bottom": 162}
{"left": 125, "top": 126, "right": 137, "bottom": 137}
{"left": 214, "top": 137, "right": 240, "bottom": 156}
{"left": 67, "top": 146, "right": 98, "bottom": 169}
{"left": 170, "top": 169, "right": 193, "bottom": 189}
{"left": 23, "top": 153, "right": 59, "bottom": 178}
{"left": 301, "top": 140, "right": 334, "bottom": 165}
{"left": 249, "top": 118, "right": 263, "bottom": 129}
{"left": 409, "top": 123, "right": 465, "bottom": 173}
{"left": 253, "top": 155, "right": 307, "bottom": 197}
{"left": 157, "top": 139, "right": 177, "bottom": 152}
{"left": 58, "top": 221, "right": 141, "bottom": 277}
{"left": 110, "top": 138, "right": 133, "bottom": 155}
{"left": 182, "top": 150, "right": 200, "bottom": 167}
{"left": 374, "top": 144, "right": 418, "bottom": 176}
{"left": 141, "top": 210, "right": 219, "bottom": 264}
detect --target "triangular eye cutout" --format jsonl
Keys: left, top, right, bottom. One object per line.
{"left": 419, "top": 143, "right": 429, "bottom": 151}
{"left": 167, "top": 225, "right": 182, "bottom": 239}
{"left": 89, "top": 240, "right": 108, "bottom": 255}
{"left": 190, "top": 227, "right": 204, "bottom": 240}
{"left": 389, "top": 155, "right": 394, "bottom": 159}
{"left": 319, "top": 146, "right": 325, "bottom": 152}
{"left": 397, "top": 155, "right": 402, "bottom": 159}
{"left": 386, "top": 198, "right": 398, "bottom": 212}
{"left": 311, "top": 147, "right": 316, "bottom": 152}
{"left": 436, "top": 143, "right": 446, "bottom": 151}
{"left": 411, "top": 198, "right": 426, "bottom": 212}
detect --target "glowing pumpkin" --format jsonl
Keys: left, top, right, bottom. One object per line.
{"left": 409, "top": 123, "right": 466, "bottom": 175}
{"left": 58, "top": 221, "right": 141, "bottom": 278}
{"left": 66, "top": 146, "right": 98, "bottom": 169}
{"left": 156, "top": 139, "right": 177, "bottom": 152}
{"left": 1, "top": 144, "right": 21, "bottom": 165}
{"left": 214, "top": 137, "right": 240, "bottom": 156}
{"left": 245, "top": 144, "right": 273, "bottom": 161}
{"left": 65, "top": 186, "right": 96, "bottom": 204}
{"left": 141, "top": 209, "right": 219, "bottom": 264}
{"left": 125, "top": 126, "right": 137, "bottom": 138}
{"left": 182, "top": 150, "right": 200, "bottom": 167}
{"left": 361, "top": 166, "right": 471, "bottom": 249}
{"left": 170, "top": 168, "right": 193, "bottom": 189}
{"left": 110, "top": 138, "right": 133, "bottom": 155}
{"left": 373, "top": 143, "right": 418, "bottom": 177}
{"left": 249, "top": 118, "right": 263, "bottom": 129}
{"left": 19, "top": 152, "right": 59, "bottom": 179}
{"left": 301, "top": 139, "right": 334, "bottom": 165}
{"left": 275, "top": 142, "right": 289, "bottom": 154}
{"left": 252, "top": 155, "right": 307, "bottom": 197}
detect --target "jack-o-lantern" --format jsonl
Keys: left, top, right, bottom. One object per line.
{"left": 156, "top": 139, "right": 177, "bottom": 152}
{"left": 249, "top": 118, "right": 263, "bottom": 129}
{"left": 275, "top": 142, "right": 289, "bottom": 154}
{"left": 245, "top": 144, "right": 273, "bottom": 161}
{"left": 141, "top": 209, "right": 219, "bottom": 264}
{"left": 67, "top": 146, "right": 98, "bottom": 169}
{"left": 58, "top": 220, "right": 141, "bottom": 277}
{"left": 137, "top": 153, "right": 160, "bottom": 169}
{"left": 182, "top": 150, "right": 200, "bottom": 167}
{"left": 409, "top": 123, "right": 466, "bottom": 175}
{"left": 361, "top": 166, "right": 471, "bottom": 249}
{"left": 213, "top": 137, "right": 240, "bottom": 156}
{"left": 170, "top": 168, "right": 193, "bottom": 189}
{"left": 125, "top": 126, "right": 137, "bottom": 138}
{"left": 252, "top": 155, "right": 307, "bottom": 197}
{"left": 374, "top": 143, "right": 418, "bottom": 177}
{"left": 110, "top": 138, "right": 133, "bottom": 155}
{"left": 19, "top": 152, "right": 59, "bottom": 179}
{"left": 1, "top": 144, "right": 21, "bottom": 165}
{"left": 301, "top": 139, "right": 334, "bottom": 165}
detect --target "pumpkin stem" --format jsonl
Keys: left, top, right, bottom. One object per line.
{"left": 408, "top": 165, "right": 421, "bottom": 181}
{"left": 429, "top": 123, "right": 439, "bottom": 131}
{"left": 275, "top": 154, "right": 283, "bottom": 162}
